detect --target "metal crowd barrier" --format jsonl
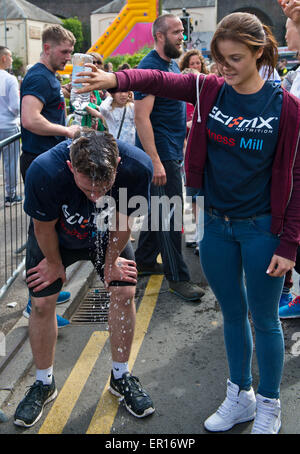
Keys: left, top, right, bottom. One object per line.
{"left": 0, "top": 132, "right": 28, "bottom": 299}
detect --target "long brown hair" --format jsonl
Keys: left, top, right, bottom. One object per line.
{"left": 210, "top": 12, "right": 278, "bottom": 78}
{"left": 179, "top": 49, "right": 209, "bottom": 74}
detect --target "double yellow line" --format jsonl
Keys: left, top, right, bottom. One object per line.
{"left": 39, "top": 274, "right": 163, "bottom": 434}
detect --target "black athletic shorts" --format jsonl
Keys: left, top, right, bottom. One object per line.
{"left": 26, "top": 222, "right": 135, "bottom": 298}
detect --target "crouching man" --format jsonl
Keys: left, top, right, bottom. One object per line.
{"left": 14, "top": 128, "right": 154, "bottom": 427}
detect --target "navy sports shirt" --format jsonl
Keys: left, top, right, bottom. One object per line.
{"left": 24, "top": 139, "right": 153, "bottom": 249}
{"left": 134, "top": 50, "right": 186, "bottom": 161}
{"left": 204, "top": 81, "right": 283, "bottom": 217}
{"left": 21, "top": 63, "right": 66, "bottom": 155}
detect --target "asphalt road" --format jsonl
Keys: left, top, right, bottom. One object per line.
{"left": 0, "top": 242, "right": 300, "bottom": 438}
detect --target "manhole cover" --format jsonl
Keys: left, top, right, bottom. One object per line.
{"left": 71, "top": 287, "right": 110, "bottom": 325}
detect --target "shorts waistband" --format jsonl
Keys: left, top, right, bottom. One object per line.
{"left": 206, "top": 207, "right": 271, "bottom": 222}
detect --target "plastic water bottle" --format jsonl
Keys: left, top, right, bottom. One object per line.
{"left": 70, "top": 53, "right": 93, "bottom": 124}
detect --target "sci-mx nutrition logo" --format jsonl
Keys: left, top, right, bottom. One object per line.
{"left": 209, "top": 106, "right": 278, "bottom": 132}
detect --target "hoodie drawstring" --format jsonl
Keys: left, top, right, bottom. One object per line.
{"left": 196, "top": 73, "right": 201, "bottom": 123}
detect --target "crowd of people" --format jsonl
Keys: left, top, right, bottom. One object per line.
{"left": 0, "top": 0, "right": 300, "bottom": 435}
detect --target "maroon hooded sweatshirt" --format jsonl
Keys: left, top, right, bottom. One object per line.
{"left": 114, "top": 69, "right": 300, "bottom": 262}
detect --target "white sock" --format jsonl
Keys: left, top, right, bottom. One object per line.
{"left": 112, "top": 361, "right": 129, "bottom": 380}
{"left": 36, "top": 366, "right": 53, "bottom": 385}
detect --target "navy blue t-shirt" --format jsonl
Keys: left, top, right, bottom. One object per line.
{"left": 134, "top": 50, "right": 186, "bottom": 161}
{"left": 204, "top": 81, "right": 283, "bottom": 217}
{"left": 21, "top": 63, "right": 66, "bottom": 155}
{"left": 24, "top": 139, "right": 153, "bottom": 249}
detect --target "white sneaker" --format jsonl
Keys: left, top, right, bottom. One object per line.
{"left": 204, "top": 379, "right": 256, "bottom": 432}
{"left": 251, "top": 394, "right": 281, "bottom": 434}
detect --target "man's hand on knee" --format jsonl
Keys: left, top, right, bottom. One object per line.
{"left": 104, "top": 257, "right": 137, "bottom": 288}
{"left": 27, "top": 258, "right": 66, "bottom": 293}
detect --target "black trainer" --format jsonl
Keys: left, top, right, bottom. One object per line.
{"left": 109, "top": 371, "right": 155, "bottom": 418}
{"left": 14, "top": 378, "right": 57, "bottom": 427}
{"left": 137, "top": 262, "right": 164, "bottom": 276}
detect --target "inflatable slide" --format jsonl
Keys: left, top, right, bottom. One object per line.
{"left": 60, "top": 0, "right": 159, "bottom": 74}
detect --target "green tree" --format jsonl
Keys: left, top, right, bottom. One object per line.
{"left": 12, "top": 53, "right": 24, "bottom": 77}
{"left": 105, "top": 46, "right": 153, "bottom": 71}
{"left": 62, "top": 17, "right": 84, "bottom": 53}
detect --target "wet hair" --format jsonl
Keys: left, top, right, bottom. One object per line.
{"left": 69, "top": 128, "right": 119, "bottom": 183}
{"left": 210, "top": 12, "right": 278, "bottom": 77}
{"left": 152, "top": 14, "right": 178, "bottom": 42}
{"left": 179, "top": 49, "right": 209, "bottom": 74}
{"left": 42, "top": 24, "right": 76, "bottom": 46}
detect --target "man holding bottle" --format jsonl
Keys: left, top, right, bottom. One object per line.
{"left": 20, "top": 25, "right": 80, "bottom": 326}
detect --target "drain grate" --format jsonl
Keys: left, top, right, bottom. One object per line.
{"left": 71, "top": 287, "right": 110, "bottom": 325}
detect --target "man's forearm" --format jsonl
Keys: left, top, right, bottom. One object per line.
{"left": 104, "top": 214, "right": 131, "bottom": 267}
{"left": 33, "top": 220, "right": 62, "bottom": 265}
{"left": 22, "top": 113, "right": 70, "bottom": 138}
{"left": 105, "top": 229, "right": 131, "bottom": 267}
{"left": 135, "top": 117, "right": 161, "bottom": 164}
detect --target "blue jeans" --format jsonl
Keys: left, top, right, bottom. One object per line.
{"left": 199, "top": 210, "right": 284, "bottom": 399}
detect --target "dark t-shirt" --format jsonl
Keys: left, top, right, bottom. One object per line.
{"left": 21, "top": 63, "right": 66, "bottom": 155}
{"left": 204, "top": 81, "right": 283, "bottom": 217}
{"left": 134, "top": 50, "right": 186, "bottom": 161}
{"left": 24, "top": 139, "right": 153, "bottom": 249}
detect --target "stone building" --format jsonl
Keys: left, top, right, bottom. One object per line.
{"left": 0, "top": 0, "right": 62, "bottom": 67}
{"left": 29, "top": 0, "right": 108, "bottom": 28}
{"left": 23, "top": 0, "right": 287, "bottom": 55}
{"left": 91, "top": 0, "right": 216, "bottom": 56}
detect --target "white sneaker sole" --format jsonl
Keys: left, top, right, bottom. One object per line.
{"left": 23, "top": 309, "right": 29, "bottom": 319}
{"left": 56, "top": 298, "right": 70, "bottom": 305}
{"left": 279, "top": 315, "right": 300, "bottom": 319}
{"left": 204, "top": 413, "right": 256, "bottom": 432}
{"left": 109, "top": 386, "right": 155, "bottom": 418}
